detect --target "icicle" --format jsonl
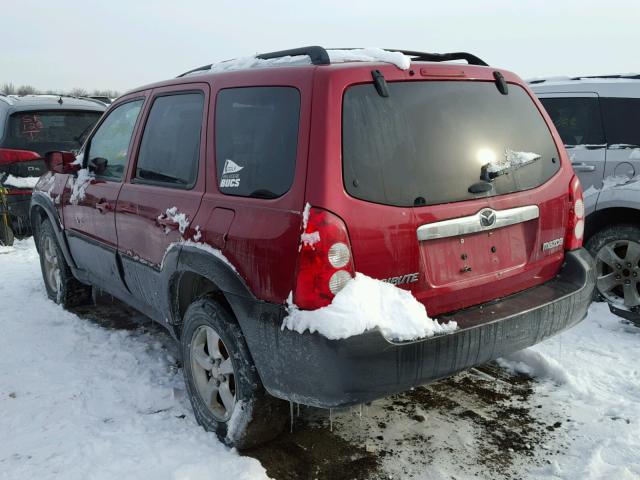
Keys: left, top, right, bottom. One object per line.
{"left": 359, "top": 404, "right": 363, "bottom": 425}
{"left": 289, "top": 401, "right": 294, "bottom": 433}
{"left": 329, "top": 408, "right": 333, "bottom": 432}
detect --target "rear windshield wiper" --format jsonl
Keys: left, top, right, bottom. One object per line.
{"left": 480, "top": 150, "right": 541, "bottom": 182}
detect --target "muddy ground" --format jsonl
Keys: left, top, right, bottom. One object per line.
{"left": 73, "top": 298, "right": 571, "bottom": 480}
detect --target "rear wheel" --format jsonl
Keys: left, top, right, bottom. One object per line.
{"left": 586, "top": 225, "right": 640, "bottom": 309}
{"left": 181, "top": 297, "right": 287, "bottom": 449}
{"left": 38, "top": 220, "right": 91, "bottom": 307}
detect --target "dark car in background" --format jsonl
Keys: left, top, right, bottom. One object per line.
{"left": 0, "top": 94, "right": 105, "bottom": 244}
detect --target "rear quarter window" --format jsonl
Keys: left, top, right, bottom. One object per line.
{"left": 600, "top": 97, "right": 640, "bottom": 146}
{"left": 215, "top": 87, "right": 300, "bottom": 198}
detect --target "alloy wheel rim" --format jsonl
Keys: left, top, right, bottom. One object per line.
{"left": 595, "top": 239, "right": 640, "bottom": 308}
{"left": 190, "top": 325, "right": 236, "bottom": 421}
{"left": 43, "top": 236, "right": 61, "bottom": 295}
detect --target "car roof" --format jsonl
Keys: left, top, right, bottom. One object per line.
{"left": 0, "top": 94, "right": 107, "bottom": 112}
{"left": 125, "top": 47, "right": 507, "bottom": 94}
{"left": 528, "top": 74, "right": 640, "bottom": 98}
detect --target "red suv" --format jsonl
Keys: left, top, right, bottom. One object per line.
{"left": 30, "top": 47, "right": 595, "bottom": 448}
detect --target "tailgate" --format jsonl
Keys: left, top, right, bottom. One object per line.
{"left": 341, "top": 76, "right": 570, "bottom": 316}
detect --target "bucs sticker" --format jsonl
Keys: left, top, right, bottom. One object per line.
{"left": 220, "top": 159, "right": 243, "bottom": 188}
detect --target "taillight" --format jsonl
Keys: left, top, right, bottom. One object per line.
{"left": 294, "top": 207, "right": 355, "bottom": 310}
{"left": 0, "top": 148, "right": 41, "bottom": 165}
{"left": 565, "top": 175, "right": 585, "bottom": 251}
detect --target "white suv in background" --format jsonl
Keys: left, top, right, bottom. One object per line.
{"left": 531, "top": 75, "right": 640, "bottom": 323}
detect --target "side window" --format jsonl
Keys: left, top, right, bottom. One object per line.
{"left": 135, "top": 92, "right": 204, "bottom": 187}
{"left": 600, "top": 98, "right": 640, "bottom": 146}
{"left": 87, "top": 100, "right": 143, "bottom": 181}
{"left": 215, "top": 87, "right": 300, "bottom": 198}
{"left": 539, "top": 97, "right": 605, "bottom": 146}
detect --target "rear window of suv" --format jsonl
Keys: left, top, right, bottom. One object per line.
{"left": 3, "top": 110, "right": 102, "bottom": 155}
{"left": 343, "top": 81, "right": 561, "bottom": 207}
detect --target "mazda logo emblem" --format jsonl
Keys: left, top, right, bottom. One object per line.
{"left": 479, "top": 209, "right": 496, "bottom": 227}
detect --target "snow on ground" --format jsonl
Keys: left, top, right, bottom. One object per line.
{"left": 1, "top": 239, "right": 639, "bottom": 480}
{"left": 0, "top": 239, "right": 268, "bottom": 480}
{"left": 514, "top": 302, "right": 640, "bottom": 480}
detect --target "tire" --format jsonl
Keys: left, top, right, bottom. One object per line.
{"left": 585, "top": 224, "right": 640, "bottom": 309}
{"left": 38, "top": 220, "right": 91, "bottom": 307}
{"left": 0, "top": 221, "right": 14, "bottom": 247}
{"left": 181, "top": 297, "right": 288, "bottom": 449}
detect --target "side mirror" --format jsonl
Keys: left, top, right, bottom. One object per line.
{"left": 44, "top": 151, "right": 80, "bottom": 174}
{"left": 88, "top": 157, "right": 108, "bottom": 175}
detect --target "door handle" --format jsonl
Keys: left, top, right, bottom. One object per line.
{"left": 95, "top": 200, "right": 112, "bottom": 213}
{"left": 156, "top": 217, "right": 179, "bottom": 229}
{"left": 119, "top": 204, "right": 137, "bottom": 214}
{"left": 571, "top": 162, "right": 596, "bottom": 172}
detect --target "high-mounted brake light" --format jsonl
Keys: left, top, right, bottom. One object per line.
{"left": 0, "top": 148, "right": 41, "bottom": 165}
{"left": 565, "top": 175, "right": 585, "bottom": 251}
{"left": 294, "top": 207, "right": 355, "bottom": 310}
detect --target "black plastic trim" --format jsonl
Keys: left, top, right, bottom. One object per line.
{"left": 236, "top": 249, "right": 595, "bottom": 408}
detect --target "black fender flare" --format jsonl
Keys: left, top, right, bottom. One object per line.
{"left": 169, "top": 244, "right": 258, "bottom": 326}
{"left": 30, "top": 192, "right": 77, "bottom": 269}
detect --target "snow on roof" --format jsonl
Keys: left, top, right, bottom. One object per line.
{"left": 528, "top": 74, "right": 640, "bottom": 85}
{"left": 187, "top": 48, "right": 411, "bottom": 76}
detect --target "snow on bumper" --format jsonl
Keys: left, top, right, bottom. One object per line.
{"left": 234, "top": 249, "right": 595, "bottom": 408}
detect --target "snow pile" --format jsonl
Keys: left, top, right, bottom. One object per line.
{"left": 300, "top": 231, "right": 320, "bottom": 248}
{"left": 163, "top": 239, "right": 238, "bottom": 274}
{"left": 193, "top": 225, "right": 202, "bottom": 242}
{"left": 69, "top": 168, "right": 93, "bottom": 205}
{"left": 302, "top": 202, "right": 311, "bottom": 229}
{"left": 497, "top": 349, "right": 570, "bottom": 386}
{"left": 2, "top": 174, "right": 40, "bottom": 189}
{"left": 328, "top": 48, "right": 410, "bottom": 69}
{"left": 158, "top": 207, "right": 190, "bottom": 235}
{"left": 283, "top": 273, "right": 457, "bottom": 341}
{"left": 0, "top": 240, "right": 268, "bottom": 480}
{"left": 487, "top": 149, "right": 541, "bottom": 174}
{"left": 191, "top": 48, "right": 411, "bottom": 75}
{"left": 226, "top": 400, "right": 252, "bottom": 445}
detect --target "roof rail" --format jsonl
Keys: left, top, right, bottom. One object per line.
{"left": 529, "top": 74, "right": 640, "bottom": 84}
{"left": 570, "top": 74, "right": 640, "bottom": 81}
{"left": 177, "top": 46, "right": 330, "bottom": 78}
{"left": 256, "top": 46, "right": 330, "bottom": 65}
{"left": 383, "top": 49, "right": 488, "bottom": 66}
{"left": 176, "top": 46, "right": 487, "bottom": 78}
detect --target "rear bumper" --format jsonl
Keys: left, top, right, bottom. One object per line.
{"left": 234, "top": 248, "right": 595, "bottom": 408}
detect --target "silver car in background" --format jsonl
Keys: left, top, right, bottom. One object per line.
{"left": 531, "top": 75, "right": 640, "bottom": 322}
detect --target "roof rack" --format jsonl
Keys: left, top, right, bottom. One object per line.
{"left": 177, "top": 46, "right": 330, "bottom": 77}
{"left": 529, "top": 74, "right": 640, "bottom": 84}
{"left": 381, "top": 49, "right": 488, "bottom": 66}
{"left": 177, "top": 46, "right": 488, "bottom": 77}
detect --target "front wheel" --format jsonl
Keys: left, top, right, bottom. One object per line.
{"left": 37, "top": 220, "right": 91, "bottom": 307}
{"left": 586, "top": 224, "right": 640, "bottom": 309}
{"left": 181, "top": 297, "right": 287, "bottom": 449}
